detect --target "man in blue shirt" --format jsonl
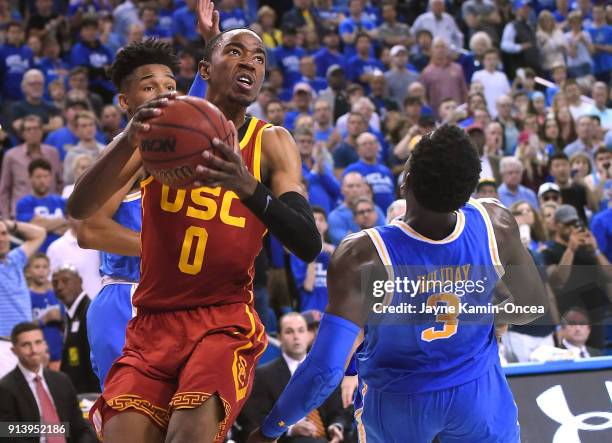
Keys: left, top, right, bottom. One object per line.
{"left": 313, "top": 99, "right": 336, "bottom": 144}
{"left": 298, "top": 56, "right": 328, "bottom": 94}
{"left": 16, "top": 159, "right": 67, "bottom": 253}
{"left": 172, "top": 0, "right": 200, "bottom": 48}
{"left": 332, "top": 111, "right": 368, "bottom": 177}
{"left": 587, "top": 4, "right": 612, "bottom": 83}
{"left": 69, "top": 16, "right": 115, "bottom": 102}
{"left": 339, "top": 0, "right": 377, "bottom": 58}
{"left": 313, "top": 27, "right": 345, "bottom": 78}
{"left": 36, "top": 36, "right": 69, "bottom": 99}
{"left": 497, "top": 156, "right": 539, "bottom": 209}
{"left": 141, "top": 4, "right": 173, "bottom": 42}
{"left": 0, "top": 21, "right": 34, "bottom": 103}
{"left": 284, "top": 82, "right": 314, "bottom": 132}
{"left": 45, "top": 92, "right": 93, "bottom": 161}
{"left": 295, "top": 126, "right": 341, "bottom": 214}
{"left": 0, "top": 218, "right": 46, "bottom": 337}
{"left": 11, "top": 69, "right": 63, "bottom": 135}
{"left": 328, "top": 171, "right": 385, "bottom": 245}
{"left": 347, "top": 33, "right": 384, "bottom": 93}
{"left": 344, "top": 132, "right": 395, "bottom": 212}
{"left": 274, "top": 26, "right": 307, "bottom": 91}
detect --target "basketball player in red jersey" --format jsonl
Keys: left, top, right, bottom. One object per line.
{"left": 68, "top": 26, "right": 321, "bottom": 443}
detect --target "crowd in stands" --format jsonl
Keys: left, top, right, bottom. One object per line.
{"left": 0, "top": 0, "right": 611, "bottom": 441}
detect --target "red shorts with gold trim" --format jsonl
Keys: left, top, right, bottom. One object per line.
{"left": 89, "top": 302, "right": 267, "bottom": 442}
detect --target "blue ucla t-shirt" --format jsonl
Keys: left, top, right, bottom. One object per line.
{"left": 16, "top": 194, "right": 66, "bottom": 253}
{"left": 587, "top": 24, "right": 612, "bottom": 75}
{"left": 273, "top": 45, "right": 306, "bottom": 90}
{"left": 344, "top": 160, "right": 395, "bottom": 212}
{"left": 0, "top": 44, "right": 34, "bottom": 100}
{"left": 290, "top": 251, "right": 331, "bottom": 312}
{"left": 219, "top": 8, "right": 248, "bottom": 31}
{"left": 30, "top": 289, "right": 64, "bottom": 361}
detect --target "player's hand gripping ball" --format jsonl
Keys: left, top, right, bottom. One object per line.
{"left": 138, "top": 95, "right": 235, "bottom": 189}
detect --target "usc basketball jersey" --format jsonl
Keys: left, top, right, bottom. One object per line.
{"left": 358, "top": 199, "right": 504, "bottom": 394}
{"left": 134, "top": 117, "right": 271, "bottom": 311}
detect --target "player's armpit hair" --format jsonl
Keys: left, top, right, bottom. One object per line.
{"left": 260, "top": 313, "right": 361, "bottom": 439}
{"left": 242, "top": 182, "right": 321, "bottom": 262}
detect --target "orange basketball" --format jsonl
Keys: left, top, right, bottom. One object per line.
{"left": 139, "top": 96, "right": 233, "bottom": 189}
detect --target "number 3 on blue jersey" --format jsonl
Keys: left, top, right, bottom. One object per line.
{"left": 421, "top": 293, "right": 460, "bottom": 342}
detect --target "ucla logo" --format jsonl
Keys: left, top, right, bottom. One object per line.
{"left": 537, "top": 383, "right": 612, "bottom": 442}
{"left": 141, "top": 138, "right": 176, "bottom": 152}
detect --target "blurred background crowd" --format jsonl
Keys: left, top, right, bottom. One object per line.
{"left": 0, "top": 0, "right": 611, "bottom": 442}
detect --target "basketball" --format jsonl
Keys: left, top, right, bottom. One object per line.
{"left": 139, "top": 96, "right": 234, "bottom": 189}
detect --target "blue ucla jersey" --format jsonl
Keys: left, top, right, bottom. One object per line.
{"left": 30, "top": 290, "right": 64, "bottom": 361}
{"left": 99, "top": 192, "right": 141, "bottom": 281}
{"left": 359, "top": 199, "right": 503, "bottom": 394}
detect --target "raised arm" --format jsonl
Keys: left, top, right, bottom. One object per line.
{"left": 67, "top": 95, "right": 176, "bottom": 219}
{"left": 75, "top": 174, "right": 142, "bottom": 256}
{"left": 4, "top": 219, "right": 46, "bottom": 258}
{"left": 483, "top": 200, "right": 548, "bottom": 325}
{"left": 247, "top": 232, "right": 382, "bottom": 442}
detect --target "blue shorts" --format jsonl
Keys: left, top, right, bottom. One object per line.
{"left": 86, "top": 283, "right": 136, "bottom": 390}
{"left": 354, "top": 363, "right": 519, "bottom": 443}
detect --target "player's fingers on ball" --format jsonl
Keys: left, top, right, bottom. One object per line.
{"left": 133, "top": 122, "right": 150, "bottom": 132}
{"left": 195, "top": 165, "right": 228, "bottom": 182}
{"left": 135, "top": 108, "right": 162, "bottom": 121}
{"left": 202, "top": 151, "right": 231, "bottom": 170}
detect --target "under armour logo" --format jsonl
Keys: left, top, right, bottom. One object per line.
{"left": 536, "top": 382, "right": 612, "bottom": 442}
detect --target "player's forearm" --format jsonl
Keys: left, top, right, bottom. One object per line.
{"left": 77, "top": 217, "right": 140, "bottom": 256}
{"left": 260, "top": 314, "right": 360, "bottom": 440}
{"left": 499, "top": 263, "right": 548, "bottom": 324}
{"left": 303, "top": 262, "right": 316, "bottom": 291}
{"left": 242, "top": 182, "right": 322, "bottom": 262}
{"left": 12, "top": 220, "right": 46, "bottom": 241}
{"left": 548, "top": 249, "right": 574, "bottom": 288}
{"left": 68, "top": 132, "right": 138, "bottom": 220}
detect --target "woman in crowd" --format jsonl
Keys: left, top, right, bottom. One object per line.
{"left": 536, "top": 9, "right": 567, "bottom": 77}
{"left": 516, "top": 131, "right": 548, "bottom": 192}
{"left": 511, "top": 200, "right": 548, "bottom": 252}
{"left": 556, "top": 106, "right": 578, "bottom": 146}
{"left": 564, "top": 11, "right": 594, "bottom": 84}
{"left": 541, "top": 116, "right": 565, "bottom": 154}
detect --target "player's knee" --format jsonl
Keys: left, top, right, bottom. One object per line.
{"left": 104, "top": 412, "right": 164, "bottom": 443}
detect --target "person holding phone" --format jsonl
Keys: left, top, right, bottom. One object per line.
{"left": 541, "top": 205, "right": 611, "bottom": 350}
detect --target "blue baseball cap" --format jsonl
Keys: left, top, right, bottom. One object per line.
{"left": 513, "top": 0, "right": 531, "bottom": 10}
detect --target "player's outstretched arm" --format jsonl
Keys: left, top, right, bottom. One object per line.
{"left": 195, "top": 125, "right": 322, "bottom": 262}
{"left": 67, "top": 94, "right": 176, "bottom": 220}
{"left": 484, "top": 200, "right": 548, "bottom": 325}
{"left": 247, "top": 233, "right": 381, "bottom": 443}
{"left": 75, "top": 174, "right": 142, "bottom": 257}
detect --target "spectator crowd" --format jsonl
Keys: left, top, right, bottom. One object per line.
{"left": 0, "top": 0, "right": 611, "bottom": 442}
